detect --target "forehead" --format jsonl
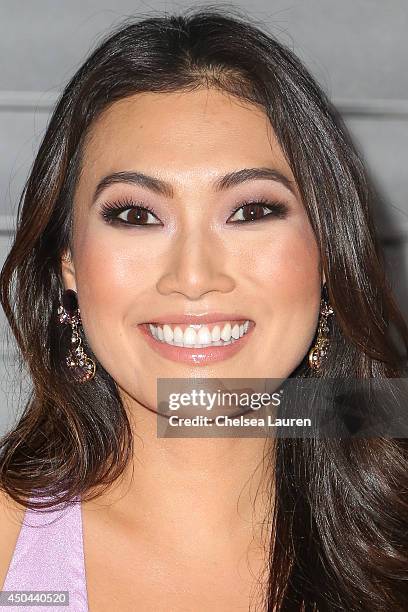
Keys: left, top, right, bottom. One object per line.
{"left": 80, "top": 88, "right": 292, "bottom": 180}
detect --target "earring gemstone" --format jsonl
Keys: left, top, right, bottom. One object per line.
{"left": 62, "top": 289, "right": 78, "bottom": 315}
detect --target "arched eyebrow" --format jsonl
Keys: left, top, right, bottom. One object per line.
{"left": 92, "top": 167, "right": 297, "bottom": 203}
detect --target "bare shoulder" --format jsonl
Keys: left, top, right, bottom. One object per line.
{"left": 0, "top": 488, "right": 27, "bottom": 590}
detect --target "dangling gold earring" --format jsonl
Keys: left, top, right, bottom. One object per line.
{"left": 308, "top": 292, "right": 334, "bottom": 372}
{"left": 57, "top": 289, "right": 96, "bottom": 383}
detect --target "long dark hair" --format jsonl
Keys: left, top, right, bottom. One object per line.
{"left": 1, "top": 5, "right": 407, "bottom": 610}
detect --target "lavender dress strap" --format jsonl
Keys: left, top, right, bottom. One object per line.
{"left": 2, "top": 495, "right": 88, "bottom": 611}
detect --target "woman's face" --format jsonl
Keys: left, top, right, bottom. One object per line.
{"left": 61, "top": 88, "right": 323, "bottom": 410}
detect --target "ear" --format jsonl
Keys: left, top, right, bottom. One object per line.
{"left": 60, "top": 249, "right": 77, "bottom": 291}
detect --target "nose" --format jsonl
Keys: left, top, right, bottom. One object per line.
{"left": 156, "top": 228, "right": 235, "bottom": 300}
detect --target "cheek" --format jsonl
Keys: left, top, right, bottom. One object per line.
{"left": 71, "top": 229, "right": 156, "bottom": 364}
{"left": 238, "top": 222, "right": 321, "bottom": 301}
{"left": 237, "top": 222, "right": 322, "bottom": 373}
{"left": 74, "top": 223, "right": 163, "bottom": 303}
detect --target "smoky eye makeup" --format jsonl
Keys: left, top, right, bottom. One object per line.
{"left": 98, "top": 194, "right": 291, "bottom": 228}
{"left": 100, "top": 196, "right": 162, "bottom": 226}
{"left": 228, "top": 197, "right": 290, "bottom": 223}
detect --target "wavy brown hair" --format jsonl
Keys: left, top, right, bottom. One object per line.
{"left": 1, "top": 5, "right": 408, "bottom": 610}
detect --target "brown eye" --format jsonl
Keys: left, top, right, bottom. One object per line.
{"left": 228, "top": 200, "right": 289, "bottom": 223}
{"left": 118, "top": 207, "right": 160, "bottom": 225}
{"left": 128, "top": 208, "right": 148, "bottom": 224}
{"left": 241, "top": 203, "right": 266, "bottom": 222}
{"left": 100, "top": 201, "right": 162, "bottom": 226}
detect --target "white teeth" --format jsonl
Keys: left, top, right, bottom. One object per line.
{"left": 211, "top": 325, "right": 221, "bottom": 341}
{"left": 231, "top": 323, "right": 240, "bottom": 339}
{"left": 147, "top": 319, "right": 252, "bottom": 347}
{"left": 183, "top": 327, "right": 197, "bottom": 346}
{"left": 220, "top": 322, "right": 231, "bottom": 341}
{"left": 197, "top": 326, "right": 212, "bottom": 344}
{"left": 163, "top": 324, "right": 173, "bottom": 343}
{"left": 173, "top": 326, "right": 184, "bottom": 343}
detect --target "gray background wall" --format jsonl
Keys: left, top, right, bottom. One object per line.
{"left": 1, "top": 0, "right": 407, "bottom": 434}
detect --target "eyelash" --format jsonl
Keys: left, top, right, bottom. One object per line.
{"left": 99, "top": 196, "right": 289, "bottom": 227}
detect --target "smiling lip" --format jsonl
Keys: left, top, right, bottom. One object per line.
{"left": 137, "top": 319, "right": 255, "bottom": 365}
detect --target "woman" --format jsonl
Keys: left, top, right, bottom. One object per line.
{"left": 0, "top": 6, "right": 407, "bottom": 611}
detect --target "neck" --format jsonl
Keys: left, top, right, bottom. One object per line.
{"left": 85, "top": 392, "right": 275, "bottom": 557}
